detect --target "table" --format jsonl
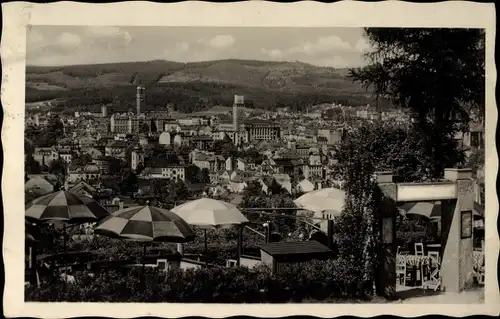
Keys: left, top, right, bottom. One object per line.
{"left": 397, "top": 254, "right": 431, "bottom": 266}
{"left": 397, "top": 255, "right": 431, "bottom": 286}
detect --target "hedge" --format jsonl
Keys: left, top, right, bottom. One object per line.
{"left": 25, "top": 258, "right": 372, "bottom": 303}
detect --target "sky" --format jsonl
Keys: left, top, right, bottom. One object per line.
{"left": 26, "top": 26, "right": 372, "bottom": 68}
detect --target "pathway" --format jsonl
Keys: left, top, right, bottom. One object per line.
{"left": 393, "top": 287, "right": 484, "bottom": 304}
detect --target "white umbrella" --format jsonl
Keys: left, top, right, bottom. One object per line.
{"left": 294, "top": 187, "right": 346, "bottom": 217}
{"left": 172, "top": 198, "right": 248, "bottom": 228}
{"left": 172, "top": 198, "right": 249, "bottom": 254}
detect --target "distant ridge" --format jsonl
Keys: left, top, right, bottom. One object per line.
{"left": 26, "top": 59, "right": 376, "bottom": 112}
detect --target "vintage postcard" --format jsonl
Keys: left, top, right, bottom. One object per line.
{"left": 1, "top": 1, "right": 498, "bottom": 318}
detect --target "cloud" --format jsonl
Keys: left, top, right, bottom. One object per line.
{"left": 288, "top": 35, "right": 352, "bottom": 55}
{"left": 85, "top": 26, "right": 132, "bottom": 48}
{"left": 198, "top": 35, "right": 235, "bottom": 49}
{"left": 161, "top": 41, "right": 190, "bottom": 59}
{"left": 57, "top": 33, "right": 81, "bottom": 49}
{"left": 262, "top": 35, "right": 370, "bottom": 59}
{"left": 175, "top": 41, "right": 190, "bottom": 52}
{"left": 261, "top": 48, "right": 284, "bottom": 59}
{"left": 314, "top": 56, "right": 348, "bottom": 68}
{"left": 355, "top": 38, "right": 371, "bottom": 53}
{"left": 260, "top": 34, "right": 371, "bottom": 67}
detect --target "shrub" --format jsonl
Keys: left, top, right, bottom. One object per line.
{"left": 26, "top": 258, "right": 370, "bottom": 303}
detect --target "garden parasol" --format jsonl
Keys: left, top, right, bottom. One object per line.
{"left": 172, "top": 198, "right": 249, "bottom": 258}
{"left": 399, "top": 201, "right": 442, "bottom": 220}
{"left": 25, "top": 190, "right": 111, "bottom": 279}
{"left": 294, "top": 187, "right": 346, "bottom": 217}
{"left": 26, "top": 190, "right": 111, "bottom": 224}
{"left": 94, "top": 203, "right": 195, "bottom": 276}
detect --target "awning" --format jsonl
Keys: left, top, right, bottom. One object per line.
{"left": 399, "top": 201, "right": 441, "bottom": 219}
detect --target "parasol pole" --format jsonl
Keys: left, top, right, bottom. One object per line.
{"left": 62, "top": 223, "right": 68, "bottom": 289}
{"left": 236, "top": 225, "right": 243, "bottom": 266}
{"left": 204, "top": 229, "right": 208, "bottom": 254}
{"left": 141, "top": 243, "right": 147, "bottom": 283}
{"left": 204, "top": 229, "right": 208, "bottom": 266}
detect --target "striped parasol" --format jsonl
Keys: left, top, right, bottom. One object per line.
{"left": 95, "top": 205, "right": 195, "bottom": 243}
{"left": 399, "top": 201, "right": 441, "bottom": 220}
{"left": 25, "top": 190, "right": 111, "bottom": 224}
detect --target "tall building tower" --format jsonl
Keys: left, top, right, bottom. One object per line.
{"left": 233, "top": 94, "right": 244, "bottom": 131}
{"left": 101, "top": 105, "right": 107, "bottom": 117}
{"left": 136, "top": 85, "right": 146, "bottom": 115}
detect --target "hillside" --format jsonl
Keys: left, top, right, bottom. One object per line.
{"left": 25, "top": 59, "right": 375, "bottom": 113}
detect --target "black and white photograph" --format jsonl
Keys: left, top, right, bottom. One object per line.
{"left": 1, "top": 1, "right": 498, "bottom": 317}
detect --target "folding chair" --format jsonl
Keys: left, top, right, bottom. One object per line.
{"left": 396, "top": 256, "right": 408, "bottom": 286}
{"left": 226, "top": 259, "right": 237, "bottom": 268}
{"left": 415, "top": 243, "right": 425, "bottom": 257}
{"left": 428, "top": 251, "right": 440, "bottom": 268}
{"left": 477, "top": 267, "right": 485, "bottom": 285}
{"left": 397, "top": 246, "right": 409, "bottom": 256}
{"left": 157, "top": 259, "right": 169, "bottom": 272}
{"left": 422, "top": 253, "right": 441, "bottom": 291}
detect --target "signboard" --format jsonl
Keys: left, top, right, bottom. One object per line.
{"left": 461, "top": 211, "right": 473, "bottom": 239}
{"left": 382, "top": 217, "right": 394, "bottom": 244}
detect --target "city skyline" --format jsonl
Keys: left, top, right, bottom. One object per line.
{"left": 27, "top": 26, "right": 372, "bottom": 68}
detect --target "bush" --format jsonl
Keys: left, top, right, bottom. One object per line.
{"left": 26, "top": 258, "right": 370, "bottom": 303}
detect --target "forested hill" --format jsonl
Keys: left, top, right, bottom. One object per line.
{"left": 26, "top": 59, "right": 376, "bottom": 113}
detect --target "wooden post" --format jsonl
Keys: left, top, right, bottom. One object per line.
{"left": 204, "top": 229, "right": 208, "bottom": 253}
{"left": 236, "top": 226, "right": 243, "bottom": 266}
{"left": 29, "top": 246, "right": 38, "bottom": 286}
{"left": 327, "top": 219, "right": 334, "bottom": 250}
{"left": 176, "top": 243, "right": 184, "bottom": 255}
{"left": 374, "top": 171, "right": 397, "bottom": 298}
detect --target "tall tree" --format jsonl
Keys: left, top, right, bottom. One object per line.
{"left": 349, "top": 28, "right": 484, "bottom": 179}
{"left": 120, "top": 172, "right": 139, "bottom": 195}
{"left": 107, "top": 157, "right": 123, "bottom": 176}
{"left": 350, "top": 28, "right": 484, "bottom": 125}
{"left": 200, "top": 168, "right": 211, "bottom": 184}
{"left": 25, "top": 153, "right": 42, "bottom": 175}
{"left": 47, "top": 115, "right": 65, "bottom": 138}
{"left": 333, "top": 121, "right": 465, "bottom": 183}
{"left": 48, "top": 159, "right": 67, "bottom": 177}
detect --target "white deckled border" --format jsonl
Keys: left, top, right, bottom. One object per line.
{"left": 1, "top": 1, "right": 498, "bottom": 317}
